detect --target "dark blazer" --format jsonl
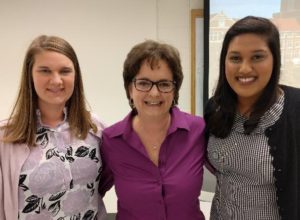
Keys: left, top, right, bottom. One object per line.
{"left": 267, "top": 85, "right": 300, "bottom": 220}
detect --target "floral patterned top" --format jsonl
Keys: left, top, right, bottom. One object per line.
{"left": 18, "top": 110, "right": 106, "bottom": 220}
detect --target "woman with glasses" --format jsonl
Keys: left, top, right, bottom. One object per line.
{"left": 99, "top": 40, "right": 206, "bottom": 220}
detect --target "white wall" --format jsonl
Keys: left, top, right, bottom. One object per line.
{"left": 0, "top": 0, "right": 206, "bottom": 212}
{"left": 0, "top": 0, "right": 156, "bottom": 124}
{"left": 0, "top": 0, "right": 202, "bottom": 124}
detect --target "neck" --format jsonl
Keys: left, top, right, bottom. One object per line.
{"left": 238, "top": 87, "right": 283, "bottom": 116}
{"left": 237, "top": 103, "right": 252, "bottom": 116}
{"left": 39, "top": 104, "right": 65, "bottom": 128}
{"left": 133, "top": 113, "right": 171, "bottom": 133}
{"left": 237, "top": 97, "right": 256, "bottom": 116}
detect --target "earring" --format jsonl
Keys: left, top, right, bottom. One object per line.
{"left": 172, "top": 99, "right": 176, "bottom": 107}
{"left": 129, "top": 98, "right": 135, "bottom": 109}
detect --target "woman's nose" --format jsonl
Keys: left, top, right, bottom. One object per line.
{"left": 239, "top": 61, "right": 253, "bottom": 74}
{"left": 50, "top": 72, "right": 63, "bottom": 84}
{"left": 148, "top": 83, "right": 160, "bottom": 95}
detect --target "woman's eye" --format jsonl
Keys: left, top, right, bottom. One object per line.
{"left": 138, "top": 81, "right": 151, "bottom": 87}
{"left": 229, "top": 56, "right": 241, "bottom": 63}
{"left": 252, "top": 54, "right": 264, "bottom": 61}
{"left": 59, "top": 67, "right": 73, "bottom": 75}
{"left": 39, "top": 69, "right": 51, "bottom": 73}
{"left": 159, "top": 82, "right": 172, "bottom": 88}
{"left": 60, "top": 70, "right": 72, "bottom": 75}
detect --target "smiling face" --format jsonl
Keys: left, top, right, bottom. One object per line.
{"left": 129, "top": 59, "right": 174, "bottom": 119}
{"left": 225, "top": 33, "right": 274, "bottom": 109}
{"left": 32, "top": 50, "right": 75, "bottom": 112}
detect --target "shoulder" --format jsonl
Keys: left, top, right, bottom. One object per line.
{"left": 0, "top": 119, "right": 9, "bottom": 139}
{"left": 0, "top": 120, "right": 30, "bottom": 162}
{"left": 178, "top": 109, "right": 204, "bottom": 123}
{"left": 282, "top": 85, "right": 300, "bottom": 98}
{"left": 172, "top": 107, "right": 205, "bottom": 131}
{"left": 103, "top": 112, "right": 132, "bottom": 138}
{"left": 0, "top": 119, "right": 8, "bottom": 128}
{"left": 103, "top": 119, "right": 126, "bottom": 138}
{"left": 0, "top": 126, "right": 29, "bottom": 160}
{"left": 101, "top": 118, "right": 129, "bottom": 155}
{"left": 89, "top": 112, "right": 106, "bottom": 138}
{"left": 271, "top": 86, "right": 300, "bottom": 131}
{"left": 281, "top": 85, "right": 300, "bottom": 111}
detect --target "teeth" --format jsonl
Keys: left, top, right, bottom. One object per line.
{"left": 238, "top": 77, "right": 255, "bottom": 83}
{"left": 146, "top": 101, "right": 160, "bottom": 105}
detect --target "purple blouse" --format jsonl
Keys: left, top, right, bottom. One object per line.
{"left": 100, "top": 107, "right": 206, "bottom": 220}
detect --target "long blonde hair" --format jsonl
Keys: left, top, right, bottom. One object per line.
{"left": 1, "top": 35, "right": 97, "bottom": 146}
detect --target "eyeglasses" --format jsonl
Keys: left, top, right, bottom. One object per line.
{"left": 133, "top": 79, "right": 176, "bottom": 93}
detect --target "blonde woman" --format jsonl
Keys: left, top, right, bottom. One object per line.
{"left": 0, "top": 35, "right": 108, "bottom": 220}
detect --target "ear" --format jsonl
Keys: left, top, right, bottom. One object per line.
{"left": 128, "top": 83, "right": 133, "bottom": 98}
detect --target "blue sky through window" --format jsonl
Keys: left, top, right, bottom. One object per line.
{"left": 210, "top": 0, "right": 280, "bottom": 18}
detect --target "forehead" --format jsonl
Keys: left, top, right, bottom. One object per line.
{"left": 33, "top": 50, "right": 74, "bottom": 66}
{"left": 137, "top": 59, "right": 173, "bottom": 79}
{"left": 228, "top": 33, "right": 269, "bottom": 51}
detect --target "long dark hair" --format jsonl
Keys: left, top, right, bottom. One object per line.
{"left": 206, "top": 16, "right": 281, "bottom": 138}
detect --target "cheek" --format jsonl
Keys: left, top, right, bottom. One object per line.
{"left": 224, "top": 70, "right": 231, "bottom": 84}
{"left": 166, "top": 93, "right": 175, "bottom": 105}
{"left": 67, "top": 75, "right": 76, "bottom": 90}
{"left": 264, "top": 64, "right": 273, "bottom": 80}
{"left": 32, "top": 76, "right": 43, "bottom": 92}
{"left": 70, "top": 79, "right": 75, "bottom": 90}
{"left": 225, "top": 61, "right": 235, "bottom": 75}
{"left": 225, "top": 63, "right": 236, "bottom": 83}
{"left": 261, "top": 71, "right": 273, "bottom": 86}
{"left": 131, "top": 91, "right": 142, "bottom": 104}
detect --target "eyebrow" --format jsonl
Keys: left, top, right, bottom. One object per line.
{"left": 36, "top": 66, "right": 49, "bottom": 69}
{"left": 135, "top": 77, "right": 173, "bottom": 82}
{"left": 252, "top": 50, "right": 268, "bottom": 53}
{"left": 60, "top": 66, "right": 74, "bottom": 70}
{"left": 36, "top": 66, "right": 73, "bottom": 69}
{"left": 228, "top": 49, "right": 268, "bottom": 54}
{"left": 227, "top": 50, "right": 268, "bottom": 55}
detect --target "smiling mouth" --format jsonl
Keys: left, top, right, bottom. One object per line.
{"left": 47, "top": 88, "right": 64, "bottom": 93}
{"left": 144, "top": 101, "right": 163, "bottom": 105}
{"left": 236, "top": 76, "right": 256, "bottom": 84}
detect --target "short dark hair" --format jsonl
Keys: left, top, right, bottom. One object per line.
{"left": 123, "top": 40, "right": 183, "bottom": 108}
{"left": 206, "top": 16, "right": 281, "bottom": 137}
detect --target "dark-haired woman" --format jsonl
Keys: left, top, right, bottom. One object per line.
{"left": 100, "top": 40, "right": 206, "bottom": 220}
{"left": 205, "top": 16, "right": 300, "bottom": 220}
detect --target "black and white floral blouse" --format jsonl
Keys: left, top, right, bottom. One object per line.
{"left": 18, "top": 109, "right": 106, "bottom": 220}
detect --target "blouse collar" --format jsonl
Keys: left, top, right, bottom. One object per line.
{"left": 233, "top": 92, "right": 284, "bottom": 134}
{"left": 36, "top": 107, "right": 68, "bottom": 131}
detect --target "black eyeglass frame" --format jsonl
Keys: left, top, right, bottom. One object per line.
{"left": 132, "top": 78, "right": 176, "bottom": 93}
